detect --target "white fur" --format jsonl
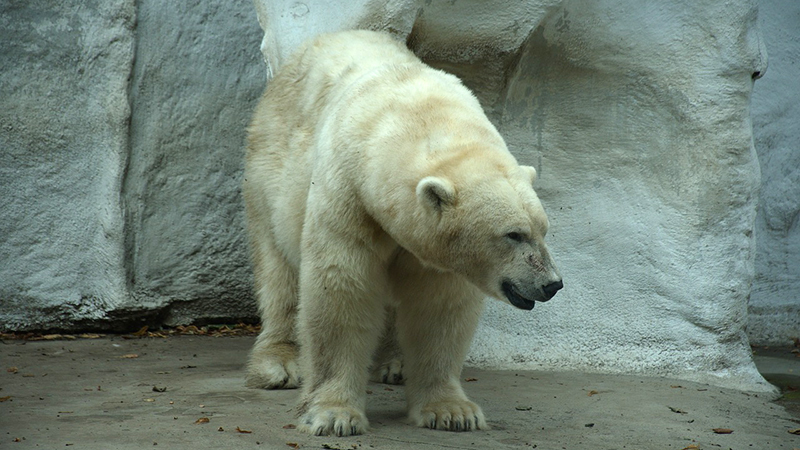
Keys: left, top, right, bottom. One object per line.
{"left": 244, "top": 30, "right": 560, "bottom": 436}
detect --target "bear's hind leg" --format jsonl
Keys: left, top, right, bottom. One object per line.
{"left": 245, "top": 232, "right": 301, "bottom": 389}
{"left": 394, "top": 271, "right": 488, "bottom": 431}
{"left": 370, "top": 306, "right": 405, "bottom": 385}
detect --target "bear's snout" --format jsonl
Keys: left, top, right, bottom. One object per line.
{"left": 542, "top": 280, "right": 563, "bottom": 300}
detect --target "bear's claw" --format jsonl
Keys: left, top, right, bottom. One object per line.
{"left": 299, "top": 405, "right": 368, "bottom": 436}
{"left": 416, "top": 399, "right": 487, "bottom": 432}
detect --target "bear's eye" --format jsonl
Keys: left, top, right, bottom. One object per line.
{"left": 506, "top": 232, "right": 526, "bottom": 243}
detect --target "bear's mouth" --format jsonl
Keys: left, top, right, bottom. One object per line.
{"left": 502, "top": 281, "right": 535, "bottom": 311}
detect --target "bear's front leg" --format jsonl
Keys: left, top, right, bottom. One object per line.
{"left": 295, "top": 234, "right": 390, "bottom": 436}
{"left": 395, "top": 273, "right": 488, "bottom": 432}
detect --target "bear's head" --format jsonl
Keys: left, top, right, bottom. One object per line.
{"left": 415, "top": 164, "right": 562, "bottom": 310}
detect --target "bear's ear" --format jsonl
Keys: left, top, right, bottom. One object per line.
{"left": 520, "top": 165, "right": 537, "bottom": 185}
{"left": 416, "top": 176, "right": 455, "bottom": 212}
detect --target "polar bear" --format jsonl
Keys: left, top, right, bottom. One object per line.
{"left": 244, "top": 30, "right": 562, "bottom": 436}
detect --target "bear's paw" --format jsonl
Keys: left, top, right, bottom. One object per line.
{"left": 370, "top": 357, "right": 404, "bottom": 385}
{"left": 299, "top": 404, "right": 369, "bottom": 436}
{"left": 245, "top": 355, "right": 301, "bottom": 389}
{"left": 414, "top": 399, "right": 488, "bottom": 432}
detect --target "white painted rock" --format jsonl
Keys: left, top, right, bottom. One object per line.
{"left": 253, "top": 0, "right": 774, "bottom": 392}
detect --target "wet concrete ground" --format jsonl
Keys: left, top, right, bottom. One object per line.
{"left": 1, "top": 335, "right": 798, "bottom": 449}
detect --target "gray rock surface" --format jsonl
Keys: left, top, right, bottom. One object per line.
{"left": 748, "top": 0, "right": 800, "bottom": 345}
{"left": 0, "top": 0, "right": 264, "bottom": 330}
{"left": 124, "top": 0, "right": 265, "bottom": 325}
{"left": 0, "top": 1, "right": 134, "bottom": 329}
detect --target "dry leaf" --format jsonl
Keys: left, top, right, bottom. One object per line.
{"left": 465, "top": 377, "right": 478, "bottom": 382}
{"left": 670, "top": 385, "right": 685, "bottom": 389}
{"left": 132, "top": 326, "right": 149, "bottom": 337}
{"left": 195, "top": 417, "right": 210, "bottom": 424}
{"left": 286, "top": 443, "right": 300, "bottom": 449}
{"left": 681, "top": 445, "right": 700, "bottom": 450}
{"left": 588, "top": 390, "right": 599, "bottom": 397}
{"left": 282, "top": 424, "right": 296, "bottom": 429}
{"left": 712, "top": 428, "right": 733, "bottom": 434}
{"left": 236, "top": 426, "right": 252, "bottom": 434}
{"left": 144, "top": 398, "right": 155, "bottom": 402}
{"left": 41, "top": 334, "right": 63, "bottom": 340}
{"left": 7, "top": 367, "right": 18, "bottom": 373}
{"left": 788, "top": 428, "right": 800, "bottom": 435}
{"left": 120, "top": 354, "right": 139, "bottom": 359}
{"left": 669, "top": 406, "right": 688, "bottom": 414}
{"left": 78, "top": 333, "right": 102, "bottom": 339}
{"left": 0, "top": 396, "right": 11, "bottom": 402}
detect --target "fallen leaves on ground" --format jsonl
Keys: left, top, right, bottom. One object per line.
{"left": 681, "top": 445, "right": 700, "bottom": 450}
{"left": 79, "top": 333, "right": 102, "bottom": 339}
{"left": 668, "top": 406, "right": 688, "bottom": 414}
{"left": 712, "top": 428, "right": 733, "bottom": 434}
{"left": 0, "top": 323, "right": 261, "bottom": 341}
{"left": 788, "top": 428, "right": 800, "bottom": 435}
{"left": 236, "top": 426, "right": 252, "bottom": 434}
{"left": 286, "top": 443, "right": 300, "bottom": 449}
{"left": 0, "top": 396, "right": 11, "bottom": 402}
{"left": 282, "top": 424, "right": 296, "bottom": 429}
{"left": 120, "top": 354, "right": 139, "bottom": 359}
{"left": 195, "top": 417, "right": 210, "bottom": 424}
{"left": 587, "top": 390, "right": 599, "bottom": 397}
{"left": 465, "top": 377, "right": 478, "bottom": 382}
{"left": 7, "top": 367, "right": 18, "bottom": 373}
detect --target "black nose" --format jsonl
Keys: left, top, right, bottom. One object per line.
{"left": 542, "top": 280, "right": 563, "bottom": 300}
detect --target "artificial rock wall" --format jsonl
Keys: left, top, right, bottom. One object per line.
{"left": 1, "top": 0, "right": 265, "bottom": 329}
{"left": 1, "top": 0, "right": 797, "bottom": 392}
{"left": 748, "top": 0, "right": 800, "bottom": 345}
{"left": 251, "top": 0, "right": 775, "bottom": 392}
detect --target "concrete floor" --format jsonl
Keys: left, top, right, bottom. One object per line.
{"left": 1, "top": 335, "right": 798, "bottom": 450}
